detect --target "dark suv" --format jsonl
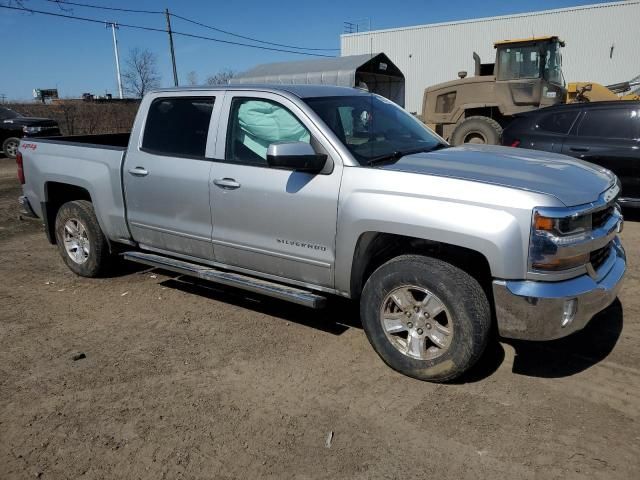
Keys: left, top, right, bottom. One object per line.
{"left": 502, "top": 101, "right": 640, "bottom": 206}
{"left": 1, "top": 106, "right": 61, "bottom": 159}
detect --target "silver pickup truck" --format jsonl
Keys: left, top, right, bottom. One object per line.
{"left": 17, "top": 85, "right": 626, "bottom": 381}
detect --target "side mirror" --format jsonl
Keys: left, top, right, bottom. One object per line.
{"left": 266, "top": 142, "right": 327, "bottom": 173}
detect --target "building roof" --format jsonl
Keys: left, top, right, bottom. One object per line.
{"left": 341, "top": 1, "right": 639, "bottom": 37}
{"left": 234, "top": 54, "right": 375, "bottom": 78}
{"left": 231, "top": 53, "right": 403, "bottom": 87}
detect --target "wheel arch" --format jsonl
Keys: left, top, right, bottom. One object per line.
{"left": 349, "top": 232, "right": 493, "bottom": 301}
{"left": 462, "top": 106, "right": 508, "bottom": 125}
{"left": 43, "top": 182, "right": 93, "bottom": 245}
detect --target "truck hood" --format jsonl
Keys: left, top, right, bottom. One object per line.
{"left": 380, "top": 144, "right": 616, "bottom": 206}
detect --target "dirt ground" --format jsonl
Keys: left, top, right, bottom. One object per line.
{"left": 0, "top": 155, "right": 638, "bottom": 479}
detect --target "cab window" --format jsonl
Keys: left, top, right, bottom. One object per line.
{"left": 225, "top": 98, "right": 311, "bottom": 166}
{"left": 497, "top": 46, "right": 540, "bottom": 81}
{"left": 142, "top": 97, "right": 215, "bottom": 158}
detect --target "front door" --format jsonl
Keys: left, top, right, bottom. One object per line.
{"left": 562, "top": 106, "right": 640, "bottom": 200}
{"left": 209, "top": 92, "right": 342, "bottom": 288}
{"left": 123, "top": 94, "right": 222, "bottom": 259}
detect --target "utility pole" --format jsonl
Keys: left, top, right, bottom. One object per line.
{"left": 165, "top": 9, "right": 179, "bottom": 87}
{"left": 106, "top": 22, "right": 124, "bottom": 99}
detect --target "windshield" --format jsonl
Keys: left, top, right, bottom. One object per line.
{"left": 543, "top": 41, "right": 564, "bottom": 85}
{"left": 0, "top": 107, "right": 22, "bottom": 120}
{"left": 497, "top": 45, "right": 541, "bottom": 81}
{"left": 304, "top": 95, "right": 443, "bottom": 165}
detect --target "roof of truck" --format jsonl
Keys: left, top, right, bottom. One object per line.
{"left": 494, "top": 35, "right": 564, "bottom": 46}
{"left": 515, "top": 99, "right": 640, "bottom": 117}
{"left": 149, "top": 84, "right": 372, "bottom": 99}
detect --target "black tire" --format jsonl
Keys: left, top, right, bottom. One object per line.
{"left": 450, "top": 116, "right": 502, "bottom": 146}
{"left": 54, "top": 200, "right": 111, "bottom": 277}
{"left": 360, "top": 255, "right": 491, "bottom": 382}
{"left": 2, "top": 137, "right": 20, "bottom": 159}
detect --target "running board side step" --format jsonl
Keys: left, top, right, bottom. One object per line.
{"left": 123, "top": 251, "right": 327, "bottom": 309}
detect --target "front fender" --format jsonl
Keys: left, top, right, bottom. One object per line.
{"left": 333, "top": 168, "right": 550, "bottom": 296}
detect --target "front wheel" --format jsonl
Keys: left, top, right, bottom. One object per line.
{"left": 54, "top": 200, "right": 111, "bottom": 277}
{"left": 360, "top": 255, "right": 491, "bottom": 382}
{"left": 2, "top": 137, "right": 20, "bottom": 159}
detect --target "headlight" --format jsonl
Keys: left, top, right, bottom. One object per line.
{"left": 533, "top": 211, "right": 591, "bottom": 238}
{"left": 530, "top": 210, "right": 592, "bottom": 272}
{"left": 23, "top": 126, "right": 44, "bottom": 134}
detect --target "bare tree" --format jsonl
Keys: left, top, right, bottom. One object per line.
{"left": 206, "top": 69, "right": 235, "bottom": 86}
{"left": 186, "top": 71, "right": 199, "bottom": 86}
{"left": 122, "top": 48, "right": 161, "bottom": 98}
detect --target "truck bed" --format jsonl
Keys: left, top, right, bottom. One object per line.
{"left": 21, "top": 133, "right": 132, "bottom": 244}
{"left": 31, "top": 132, "right": 130, "bottom": 150}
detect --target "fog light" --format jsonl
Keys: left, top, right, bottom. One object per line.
{"left": 562, "top": 298, "right": 578, "bottom": 328}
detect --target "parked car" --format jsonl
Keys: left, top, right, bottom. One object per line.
{"left": 17, "top": 85, "right": 625, "bottom": 382}
{"left": 0, "top": 106, "right": 60, "bottom": 158}
{"left": 502, "top": 101, "right": 640, "bottom": 207}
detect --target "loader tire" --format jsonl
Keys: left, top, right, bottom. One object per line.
{"left": 451, "top": 116, "right": 502, "bottom": 146}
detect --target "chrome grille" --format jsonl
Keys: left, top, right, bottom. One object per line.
{"left": 590, "top": 242, "right": 612, "bottom": 271}
{"left": 592, "top": 205, "right": 614, "bottom": 230}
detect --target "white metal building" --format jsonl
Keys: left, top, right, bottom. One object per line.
{"left": 341, "top": 1, "right": 640, "bottom": 114}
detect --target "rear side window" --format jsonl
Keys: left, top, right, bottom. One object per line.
{"left": 143, "top": 97, "right": 215, "bottom": 157}
{"left": 535, "top": 111, "right": 578, "bottom": 134}
{"left": 577, "top": 108, "right": 640, "bottom": 140}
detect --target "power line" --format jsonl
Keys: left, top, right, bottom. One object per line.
{"left": 42, "top": 0, "right": 163, "bottom": 14}
{"left": 170, "top": 13, "right": 339, "bottom": 51}
{"left": 40, "top": 0, "right": 338, "bottom": 51}
{"left": 0, "top": 5, "right": 335, "bottom": 57}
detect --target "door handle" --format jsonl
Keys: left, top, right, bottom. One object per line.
{"left": 128, "top": 167, "right": 149, "bottom": 177}
{"left": 569, "top": 147, "right": 590, "bottom": 153}
{"left": 213, "top": 177, "right": 241, "bottom": 190}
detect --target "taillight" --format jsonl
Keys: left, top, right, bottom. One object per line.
{"left": 510, "top": 140, "right": 521, "bottom": 148}
{"left": 16, "top": 151, "right": 25, "bottom": 184}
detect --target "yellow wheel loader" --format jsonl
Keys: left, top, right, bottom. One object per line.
{"left": 422, "top": 36, "right": 639, "bottom": 145}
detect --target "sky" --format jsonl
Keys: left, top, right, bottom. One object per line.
{"left": 0, "top": 0, "right": 614, "bottom": 100}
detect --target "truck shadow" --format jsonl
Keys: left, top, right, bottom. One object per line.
{"left": 158, "top": 274, "right": 361, "bottom": 335}
{"left": 506, "top": 299, "right": 623, "bottom": 378}
{"left": 148, "top": 270, "right": 623, "bottom": 382}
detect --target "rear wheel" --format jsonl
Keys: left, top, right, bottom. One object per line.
{"left": 2, "top": 137, "right": 20, "bottom": 159}
{"left": 54, "top": 200, "right": 111, "bottom": 277}
{"left": 451, "top": 116, "right": 502, "bottom": 146}
{"left": 360, "top": 255, "right": 491, "bottom": 382}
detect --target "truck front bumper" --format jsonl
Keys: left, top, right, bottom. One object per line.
{"left": 492, "top": 237, "right": 626, "bottom": 341}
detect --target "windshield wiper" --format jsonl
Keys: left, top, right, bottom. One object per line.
{"left": 366, "top": 143, "right": 448, "bottom": 166}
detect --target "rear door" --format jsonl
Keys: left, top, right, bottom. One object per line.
{"left": 562, "top": 106, "right": 640, "bottom": 200}
{"left": 529, "top": 109, "right": 580, "bottom": 153}
{"left": 123, "top": 93, "right": 223, "bottom": 259}
{"left": 209, "top": 91, "right": 342, "bottom": 288}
